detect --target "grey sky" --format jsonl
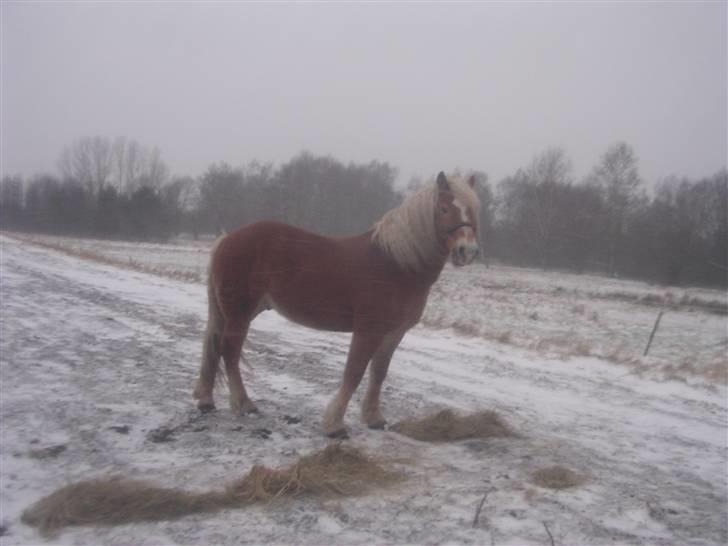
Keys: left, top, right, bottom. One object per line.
{"left": 2, "top": 2, "right": 726, "bottom": 187}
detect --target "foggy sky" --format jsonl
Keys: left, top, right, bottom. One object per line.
{"left": 2, "top": 2, "right": 726, "bottom": 187}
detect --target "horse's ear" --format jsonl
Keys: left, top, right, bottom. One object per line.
{"left": 436, "top": 172, "right": 450, "bottom": 192}
{"left": 467, "top": 175, "right": 477, "bottom": 189}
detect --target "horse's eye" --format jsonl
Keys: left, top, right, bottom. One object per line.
{"left": 440, "top": 206, "right": 449, "bottom": 214}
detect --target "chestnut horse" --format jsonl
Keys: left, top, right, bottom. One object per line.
{"left": 193, "top": 172, "right": 481, "bottom": 437}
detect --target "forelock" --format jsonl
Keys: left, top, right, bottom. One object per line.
{"left": 446, "top": 176, "right": 481, "bottom": 218}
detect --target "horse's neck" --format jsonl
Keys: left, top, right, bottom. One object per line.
{"left": 397, "top": 246, "right": 448, "bottom": 288}
{"left": 420, "top": 255, "right": 448, "bottom": 286}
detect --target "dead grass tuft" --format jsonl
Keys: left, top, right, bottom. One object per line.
{"left": 452, "top": 320, "right": 480, "bottom": 337}
{"left": 497, "top": 331, "right": 512, "bottom": 344}
{"left": 22, "top": 444, "right": 399, "bottom": 534}
{"left": 531, "top": 465, "right": 585, "bottom": 489}
{"left": 703, "top": 359, "right": 728, "bottom": 384}
{"left": 573, "top": 340, "right": 593, "bottom": 356}
{"left": 392, "top": 409, "right": 514, "bottom": 443}
{"left": 27, "top": 445, "right": 66, "bottom": 459}
{"left": 594, "top": 289, "right": 727, "bottom": 316}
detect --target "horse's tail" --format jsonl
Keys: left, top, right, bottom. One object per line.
{"left": 195, "top": 235, "right": 227, "bottom": 397}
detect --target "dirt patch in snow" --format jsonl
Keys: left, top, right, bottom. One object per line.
{"left": 392, "top": 409, "right": 515, "bottom": 442}
{"left": 21, "top": 443, "right": 401, "bottom": 534}
{"left": 531, "top": 465, "right": 586, "bottom": 490}
{"left": 26, "top": 445, "right": 67, "bottom": 460}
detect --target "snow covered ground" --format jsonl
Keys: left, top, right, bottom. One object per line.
{"left": 1, "top": 233, "right": 726, "bottom": 545}
{"left": 12, "top": 232, "right": 728, "bottom": 386}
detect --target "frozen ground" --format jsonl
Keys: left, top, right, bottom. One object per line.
{"left": 1, "top": 234, "right": 726, "bottom": 545}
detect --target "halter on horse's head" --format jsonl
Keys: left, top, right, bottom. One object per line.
{"left": 434, "top": 172, "right": 481, "bottom": 267}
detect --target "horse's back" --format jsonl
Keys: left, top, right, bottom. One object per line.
{"left": 214, "top": 220, "right": 356, "bottom": 274}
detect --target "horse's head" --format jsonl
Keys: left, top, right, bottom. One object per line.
{"left": 434, "top": 172, "right": 481, "bottom": 267}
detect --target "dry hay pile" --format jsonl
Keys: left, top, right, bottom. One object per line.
{"left": 22, "top": 443, "right": 399, "bottom": 534}
{"left": 392, "top": 409, "right": 514, "bottom": 442}
{"left": 21, "top": 480, "right": 222, "bottom": 532}
{"left": 531, "top": 465, "right": 586, "bottom": 489}
{"left": 225, "top": 440, "right": 396, "bottom": 500}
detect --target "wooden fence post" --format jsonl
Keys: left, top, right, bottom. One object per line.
{"left": 643, "top": 310, "right": 664, "bottom": 357}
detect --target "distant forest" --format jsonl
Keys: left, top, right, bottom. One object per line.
{"left": 2, "top": 136, "right": 726, "bottom": 288}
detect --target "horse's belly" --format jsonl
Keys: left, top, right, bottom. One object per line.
{"left": 265, "top": 294, "right": 354, "bottom": 332}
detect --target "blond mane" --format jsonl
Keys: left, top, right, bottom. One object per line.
{"left": 372, "top": 176, "right": 480, "bottom": 271}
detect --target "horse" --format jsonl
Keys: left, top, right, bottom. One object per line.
{"left": 193, "top": 172, "right": 481, "bottom": 437}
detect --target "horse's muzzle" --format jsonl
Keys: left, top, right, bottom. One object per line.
{"left": 451, "top": 242, "right": 479, "bottom": 266}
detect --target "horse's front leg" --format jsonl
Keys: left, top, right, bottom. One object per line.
{"left": 323, "top": 331, "right": 383, "bottom": 438}
{"left": 361, "top": 330, "right": 406, "bottom": 429}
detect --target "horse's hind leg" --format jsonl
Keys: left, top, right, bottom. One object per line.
{"left": 221, "top": 314, "right": 258, "bottom": 415}
{"left": 193, "top": 326, "right": 220, "bottom": 411}
{"left": 193, "top": 281, "right": 225, "bottom": 411}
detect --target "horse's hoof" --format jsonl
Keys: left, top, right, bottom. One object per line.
{"left": 197, "top": 402, "right": 216, "bottom": 413}
{"left": 368, "top": 420, "right": 387, "bottom": 430}
{"left": 326, "top": 428, "right": 349, "bottom": 440}
{"left": 232, "top": 399, "right": 259, "bottom": 415}
{"left": 237, "top": 405, "right": 259, "bottom": 416}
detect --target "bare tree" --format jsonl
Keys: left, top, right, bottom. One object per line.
{"left": 123, "top": 139, "right": 144, "bottom": 192}
{"left": 58, "top": 136, "right": 113, "bottom": 194}
{"left": 111, "top": 136, "right": 127, "bottom": 192}
{"left": 140, "top": 146, "right": 169, "bottom": 189}
{"left": 498, "top": 149, "right": 573, "bottom": 267}
{"left": 162, "top": 175, "right": 198, "bottom": 235}
{"left": 588, "top": 141, "right": 644, "bottom": 276}
{"left": 89, "top": 136, "right": 113, "bottom": 191}
{"left": 198, "top": 163, "right": 246, "bottom": 233}
{"left": 467, "top": 169, "right": 495, "bottom": 251}
{"left": 63, "top": 136, "right": 171, "bottom": 194}
{"left": 59, "top": 139, "right": 92, "bottom": 188}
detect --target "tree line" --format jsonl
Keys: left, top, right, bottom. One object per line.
{"left": 487, "top": 146, "right": 726, "bottom": 287}
{"left": 1, "top": 136, "right": 726, "bottom": 287}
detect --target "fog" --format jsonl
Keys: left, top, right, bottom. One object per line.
{"left": 2, "top": 2, "right": 726, "bottom": 184}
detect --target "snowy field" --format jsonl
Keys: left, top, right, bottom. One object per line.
{"left": 12, "top": 232, "right": 728, "bottom": 386}
{"left": 1, "top": 233, "right": 727, "bottom": 545}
